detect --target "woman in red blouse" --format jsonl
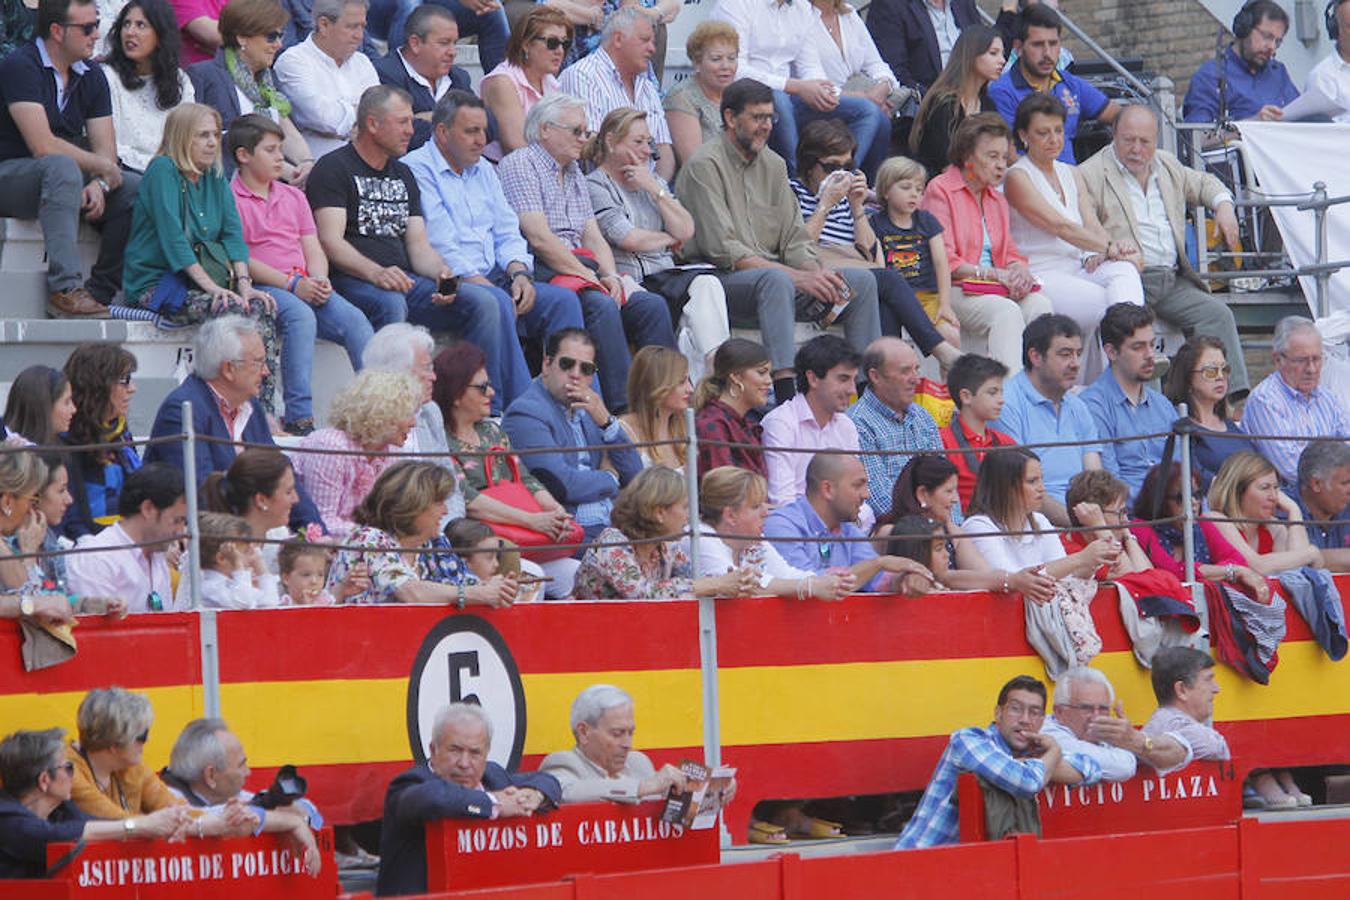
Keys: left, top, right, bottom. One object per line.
{"left": 693, "top": 339, "right": 771, "bottom": 479}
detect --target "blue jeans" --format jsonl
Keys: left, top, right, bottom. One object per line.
{"left": 369, "top": 0, "right": 510, "bottom": 71}
{"left": 575, "top": 287, "right": 675, "bottom": 413}
{"left": 483, "top": 269, "right": 584, "bottom": 406}
{"left": 264, "top": 285, "right": 375, "bottom": 425}
{"left": 773, "top": 91, "right": 892, "bottom": 180}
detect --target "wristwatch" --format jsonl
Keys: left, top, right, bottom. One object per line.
{"left": 1141, "top": 733, "right": 1155, "bottom": 754}
{"left": 123, "top": 818, "right": 137, "bottom": 838}
{"left": 94, "top": 176, "right": 111, "bottom": 192}
{"left": 655, "top": 187, "right": 672, "bottom": 201}
{"left": 18, "top": 593, "right": 34, "bottom": 617}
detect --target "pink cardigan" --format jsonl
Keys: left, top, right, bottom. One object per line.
{"left": 920, "top": 165, "right": 1027, "bottom": 272}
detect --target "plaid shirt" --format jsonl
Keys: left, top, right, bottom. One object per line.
{"left": 498, "top": 142, "right": 593, "bottom": 250}
{"left": 293, "top": 428, "right": 397, "bottom": 539}
{"left": 694, "top": 399, "right": 765, "bottom": 479}
{"left": 894, "top": 724, "right": 1051, "bottom": 850}
{"left": 847, "top": 389, "right": 941, "bottom": 517}
{"left": 1240, "top": 371, "right": 1350, "bottom": 485}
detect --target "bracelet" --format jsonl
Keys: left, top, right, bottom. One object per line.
{"left": 286, "top": 272, "right": 303, "bottom": 292}
{"left": 456, "top": 581, "right": 466, "bottom": 610}
{"left": 1224, "top": 563, "right": 1236, "bottom": 583}
{"left": 195, "top": 817, "right": 205, "bottom": 839}
{"left": 1001, "top": 570, "right": 1010, "bottom": 592}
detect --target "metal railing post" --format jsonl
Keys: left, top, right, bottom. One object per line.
{"left": 1313, "top": 181, "right": 1330, "bottom": 320}
{"left": 182, "top": 401, "right": 220, "bottom": 718}
{"left": 686, "top": 409, "right": 722, "bottom": 778}
{"left": 1177, "top": 405, "right": 1203, "bottom": 616}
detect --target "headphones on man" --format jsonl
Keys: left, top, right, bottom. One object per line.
{"left": 1326, "top": 0, "right": 1350, "bottom": 41}
{"left": 1233, "top": 0, "right": 1261, "bottom": 38}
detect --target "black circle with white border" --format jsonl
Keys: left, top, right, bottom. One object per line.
{"left": 406, "top": 614, "right": 526, "bottom": 770}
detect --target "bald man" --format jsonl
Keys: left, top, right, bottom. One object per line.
{"left": 763, "top": 452, "right": 933, "bottom": 593}
{"left": 1077, "top": 105, "right": 1249, "bottom": 400}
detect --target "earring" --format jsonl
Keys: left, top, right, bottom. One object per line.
{"left": 260, "top": 503, "right": 269, "bottom": 512}
{"left": 1, "top": 505, "right": 9, "bottom": 517}
{"left": 728, "top": 380, "right": 742, "bottom": 399}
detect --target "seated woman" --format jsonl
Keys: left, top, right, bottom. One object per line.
{"left": 920, "top": 113, "right": 1054, "bottom": 372}
{"left": 575, "top": 467, "right": 757, "bottom": 600}
{"left": 2, "top": 366, "right": 75, "bottom": 448}
{"left": 1162, "top": 336, "right": 1258, "bottom": 490}
{"left": 203, "top": 448, "right": 301, "bottom": 572}
{"left": 293, "top": 370, "right": 422, "bottom": 539}
{"left": 480, "top": 6, "right": 568, "bottom": 162}
{"left": 790, "top": 119, "right": 960, "bottom": 370}
{"left": 122, "top": 103, "right": 284, "bottom": 415}
{"left": 101, "top": 0, "right": 195, "bottom": 174}
{"left": 1004, "top": 92, "right": 1143, "bottom": 381}
{"left": 618, "top": 346, "right": 691, "bottom": 472}
{"left": 693, "top": 466, "right": 853, "bottom": 600}
{"left": 1205, "top": 451, "right": 1323, "bottom": 576}
{"left": 1061, "top": 470, "right": 1151, "bottom": 578}
{"left": 328, "top": 461, "right": 519, "bottom": 606}
{"left": 584, "top": 108, "right": 730, "bottom": 382}
{"left": 65, "top": 688, "right": 185, "bottom": 820}
{"left": 60, "top": 344, "right": 142, "bottom": 540}
{"left": 0, "top": 451, "right": 50, "bottom": 594}
{"left": 692, "top": 339, "right": 770, "bottom": 479}
{"left": 908, "top": 26, "right": 1002, "bottom": 179}
{"left": 663, "top": 20, "right": 737, "bottom": 168}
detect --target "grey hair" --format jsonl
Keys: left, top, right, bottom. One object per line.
{"left": 569, "top": 684, "right": 633, "bottom": 734}
{"left": 363, "top": 322, "right": 435, "bottom": 373}
{"left": 194, "top": 315, "right": 259, "bottom": 381}
{"left": 433, "top": 702, "right": 493, "bottom": 746}
{"left": 314, "top": 0, "right": 366, "bottom": 24}
{"left": 524, "top": 93, "right": 586, "bottom": 144}
{"left": 601, "top": 4, "right": 656, "bottom": 43}
{"left": 166, "top": 718, "right": 229, "bottom": 784}
{"left": 1298, "top": 439, "right": 1350, "bottom": 488}
{"left": 430, "top": 89, "right": 485, "bottom": 131}
{"left": 1114, "top": 102, "right": 1159, "bottom": 130}
{"left": 405, "top": 2, "right": 455, "bottom": 42}
{"left": 1053, "top": 667, "right": 1115, "bottom": 707}
{"left": 76, "top": 687, "right": 154, "bottom": 752}
{"left": 356, "top": 84, "right": 413, "bottom": 133}
{"left": 1272, "top": 315, "right": 1319, "bottom": 355}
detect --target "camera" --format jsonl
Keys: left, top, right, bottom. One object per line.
{"left": 251, "top": 765, "right": 308, "bottom": 810}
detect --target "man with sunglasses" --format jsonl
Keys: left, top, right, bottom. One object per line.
{"left": 0, "top": 0, "right": 140, "bottom": 318}
{"left": 1040, "top": 666, "right": 1138, "bottom": 783}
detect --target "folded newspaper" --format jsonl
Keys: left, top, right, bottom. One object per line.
{"left": 659, "top": 761, "right": 737, "bottom": 830}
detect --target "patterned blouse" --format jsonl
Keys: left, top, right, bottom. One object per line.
{"left": 327, "top": 526, "right": 470, "bottom": 604}
{"left": 574, "top": 526, "right": 694, "bottom": 600}
{"left": 446, "top": 419, "right": 545, "bottom": 503}
{"left": 694, "top": 399, "right": 766, "bottom": 479}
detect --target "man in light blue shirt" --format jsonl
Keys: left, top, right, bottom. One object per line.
{"left": 1041, "top": 666, "right": 1138, "bottom": 784}
{"left": 993, "top": 314, "right": 1103, "bottom": 526}
{"left": 1081, "top": 304, "right": 1178, "bottom": 501}
{"left": 403, "top": 88, "right": 584, "bottom": 390}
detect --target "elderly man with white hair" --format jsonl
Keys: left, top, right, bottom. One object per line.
{"left": 376, "top": 703, "right": 561, "bottom": 897}
{"left": 540, "top": 685, "right": 696, "bottom": 803}
{"left": 499, "top": 93, "right": 677, "bottom": 413}
{"left": 1039, "top": 667, "right": 1137, "bottom": 783}
{"left": 1241, "top": 316, "right": 1350, "bottom": 486}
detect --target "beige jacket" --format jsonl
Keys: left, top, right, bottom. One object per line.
{"left": 538, "top": 746, "right": 656, "bottom": 804}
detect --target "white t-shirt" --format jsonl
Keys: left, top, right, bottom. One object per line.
{"left": 962, "top": 512, "right": 1066, "bottom": 571}
{"left": 687, "top": 521, "right": 811, "bottom": 587}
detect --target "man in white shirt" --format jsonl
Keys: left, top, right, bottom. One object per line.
{"left": 1308, "top": 0, "right": 1350, "bottom": 122}
{"left": 1040, "top": 667, "right": 1139, "bottom": 783}
{"left": 66, "top": 464, "right": 186, "bottom": 613}
{"left": 274, "top": 0, "right": 380, "bottom": 158}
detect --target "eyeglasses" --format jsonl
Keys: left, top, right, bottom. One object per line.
{"left": 747, "top": 112, "right": 780, "bottom": 125}
{"left": 134, "top": 729, "right": 150, "bottom": 744}
{"left": 1280, "top": 354, "right": 1324, "bottom": 368}
{"left": 62, "top": 18, "right": 100, "bottom": 35}
{"left": 550, "top": 122, "right": 589, "bottom": 139}
{"left": 531, "top": 35, "right": 571, "bottom": 51}
{"left": 232, "top": 356, "right": 268, "bottom": 370}
{"left": 115, "top": 373, "right": 134, "bottom": 387}
{"left": 467, "top": 381, "right": 493, "bottom": 395}
{"left": 818, "top": 159, "right": 855, "bottom": 174}
{"left": 1251, "top": 25, "right": 1283, "bottom": 48}
{"left": 48, "top": 761, "right": 76, "bottom": 777}
{"left": 1002, "top": 700, "right": 1045, "bottom": 719}
{"left": 1192, "top": 364, "right": 1231, "bottom": 380}
{"left": 1101, "top": 506, "right": 1127, "bottom": 522}
{"left": 1057, "top": 702, "right": 1111, "bottom": 715}
{"left": 262, "top": 29, "right": 284, "bottom": 42}
{"left": 556, "top": 356, "right": 597, "bottom": 377}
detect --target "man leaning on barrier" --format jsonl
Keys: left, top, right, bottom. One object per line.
{"left": 1041, "top": 666, "right": 1138, "bottom": 782}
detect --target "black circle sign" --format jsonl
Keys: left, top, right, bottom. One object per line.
{"left": 406, "top": 615, "right": 527, "bottom": 770}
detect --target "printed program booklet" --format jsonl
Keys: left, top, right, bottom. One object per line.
{"left": 660, "top": 761, "right": 737, "bottom": 830}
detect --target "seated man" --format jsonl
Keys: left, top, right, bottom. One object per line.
{"left": 1080, "top": 304, "right": 1177, "bottom": 500}
{"left": 865, "top": 0, "right": 980, "bottom": 94}
{"left": 1183, "top": 0, "right": 1297, "bottom": 124}
{"left": 1138, "top": 646, "right": 1227, "bottom": 773}
{"left": 371, "top": 4, "right": 470, "bottom": 151}
{"left": 144, "top": 316, "right": 322, "bottom": 529}
{"left": 558, "top": 7, "right": 674, "bottom": 182}
{"left": 540, "top": 684, "right": 691, "bottom": 803}
{"left": 66, "top": 463, "right": 185, "bottom": 613}
{"left": 1040, "top": 667, "right": 1137, "bottom": 783}
{"left": 502, "top": 328, "right": 642, "bottom": 541}
{"left": 1297, "top": 441, "right": 1350, "bottom": 571}
{"left": 0, "top": 0, "right": 140, "bottom": 316}
{"left": 309, "top": 85, "right": 538, "bottom": 413}
{"left": 895, "top": 675, "right": 1092, "bottom": 849}
{"left": 1307, "top": 0, "right": 1350, "bottom": 123}
{"left": 677, "top": 78, "right": 882, "bottom": 405}
{"left": 763, "top": 452, "right": 932, "bottom": 593}
{"left": 376, "top": 703, "right": 561, "bottom": 897}
{"left": 499, "top": 93, "right": 676, "bottom": 412}
{"left": 274, "top": 0, "right": 379, "bottom": 159}
{"left": 762, "top": 335, "right": 862, "bottom": 510}
{"left": 1241, "top": 316, "right": 1350, "bottom": 486}
{"left": 992, "top": 314, "right": 1103, "bottom": 525}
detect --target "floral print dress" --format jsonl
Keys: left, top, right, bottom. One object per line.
{"left": 574, "top": 527, "right": 694, "bottom": 600}
{"left": 327, "top": 526, "right": 471, "bottom": 604}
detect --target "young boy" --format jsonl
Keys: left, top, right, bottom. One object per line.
{"left": 941, "top": 354, "right": 1014, "bottom": 512}
{"left": 870, "top": 157, "right": 961, "bottom": 349}
{"left": 186, "top": 513, "right": 280, "bottom": 609}
{"left": 227, "top": 114, "right": 375, "bottom": 435}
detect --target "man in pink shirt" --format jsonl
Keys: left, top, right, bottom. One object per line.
{"left": 227, "top": 114, "right": 374, "bottom": 435}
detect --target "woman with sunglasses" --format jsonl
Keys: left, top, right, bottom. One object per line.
{"left": 101, "top": 0, "right": 194, "bottom": 174}
{"left": 60, "top": 344, "right": 143, "bottom": 540}
{"left": 1163, "top": 336, "right": 1259, "bottom": 491}
{"left": 481, "top": 6, "right": 570, "bottom": 162}
{"left": 186, "top": 0, "right": 314, "bottom": 183}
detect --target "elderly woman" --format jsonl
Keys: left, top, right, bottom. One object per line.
{"left": 693, "top": 338, "right": 770, "bottom": 478}
{"left": 65, "top": 688, "right": 185, "bottom": 820}
{"left": 481, "top": 6, "right": 569, "bottom": 162}
{"left": 618, "top": 347, "right": 691, "bottom": 471}
{"left": 60, "top": 344, "right": 142, "bottom": 540}
{"left": 3, "top": 365, "right": 75, "bottom": 447}
{"left": 102, "top": 0, "right": 196, "bottom": 174}
{"left": 664, "top": 20, "right": 738, "bottom": 167}
{"left": 186, "top": 0, "right": 314, "bottom": 183}
{"left": 1204, "top": 452, "right": 1323, "bottom": 576}
{"left": 500, "top": 93, "right": 676, "bottom": 412}
{"left": 1061, "top": 469, "right": 1151, "bottom": 577}
{"left": 908, "top": 26, "right": 1002, "bottom": 179}
{"left": 921, "top": 112, "right": 1054, "bottom": 371}
{"left": 1163, "top": 336, "right": 1258, "bottom": 489}
{"left": 694, "top": 467, "right": 853, "bottom": 600}
{"left": 575, "top": 467, "right": 757, "bottom": 600}
{"left": 584, "top": 108, "right": 730, "bottom": 382}
{"left": 293, "top": 370, "right": 422, "bottom": 538}
{"left": 1005, "top": 92, "right": 1143, "bottom": 380}
{"left": 327, "top": 461, "right": 518, "bottom": 606}
{"left": 122, "top": 103, "right": 284, "bottom": 414}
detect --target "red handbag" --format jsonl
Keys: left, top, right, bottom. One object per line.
{"left": 474, "top": 448, "right": 583, "bottom": 563}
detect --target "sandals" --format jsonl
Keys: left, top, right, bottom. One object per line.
{"left": 786, "top": 816, "right": 844, "bottom": 840}
{"left": 748, "top": 820, "right": 789, "bottom": 844}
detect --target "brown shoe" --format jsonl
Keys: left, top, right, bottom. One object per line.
{"left": 47, "top": 287, "right": 108, "bottom": 319}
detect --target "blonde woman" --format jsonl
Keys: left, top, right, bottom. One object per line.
{"left": 663, "top": 20, "right": 738, "bottom": 165}
{"left": 617, "top": 347, "right": 692, "bottom": 472}
{"left": 122, "top": 103, "right": 282, "bottom": 410}
{"left": 65, "top": 688, "right": 187, "bottom": 822}
{"left": 292, "top": 370, "right": 423, "bottom": 538}
{"left": 1204, "top": 451, "right": 1322, "bottom": 575}
{"left": 0, "top": 451, "right": 64, "bottom": 608}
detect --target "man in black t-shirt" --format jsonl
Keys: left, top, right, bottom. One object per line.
{"left": 0, "top": 0, "right": 140, "bottom": 317}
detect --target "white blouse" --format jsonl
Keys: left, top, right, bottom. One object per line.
{"left": 688, "top": 521, "right": 811, "bottom": 586}
{"left": 1007, "top": 155, "right": 1086, "bottom": 270}
{"left": 963, "top": 512, "right": 1067, "bottom": 572}
{"left": 103, "top": 65, "right": 195, "bottom": 173}
{"left": 807, "top": 4, "right": 897, "bottom": 90}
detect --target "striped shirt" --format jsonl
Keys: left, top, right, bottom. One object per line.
{"left": 558, "top": 47, "right": 671, "bottom": 150}
{"left": 790, "top": 178, "right": 856, "bottom": 247}
{"left": 499, "top": 142, "right": 593, "bottom": 250}
{"left": 847, "top": 388, "right": 941, "bottom": 516}
{"left": 1240, "top": 371, "right": 1350, "bottom": 485}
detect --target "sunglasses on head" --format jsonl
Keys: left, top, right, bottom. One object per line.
{"left": 556, "top": 356, "right": 597, "bottom": 377}
{"left": 63, "top": 18, "right": 100, "bottom": 35}
{"left": 532, "top": 35, "right": 572, "bottom": 51}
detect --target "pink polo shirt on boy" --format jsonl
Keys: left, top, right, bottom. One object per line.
{"left": 230, "top": 173, "right": 315, "bottom": 276}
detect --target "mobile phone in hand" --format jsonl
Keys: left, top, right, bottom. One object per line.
{"left": 438, "top": 274, "right": 459, "bottom": 295}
